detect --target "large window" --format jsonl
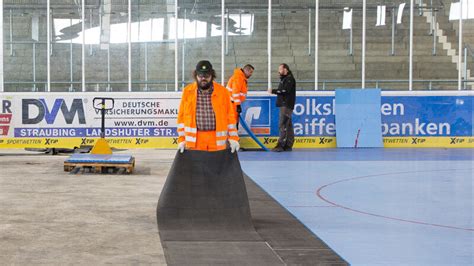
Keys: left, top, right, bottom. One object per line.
{"left": 51, "top": 5, "right": 82, "bottom": 92}
{"left": 1, "top": 1, "right": 472, "bottom": 92}
{"left": 3, "top": 7, "right": 47, "bottom": 92}
{"left": 131, "top": 1, "right": 174, "bottom": 91}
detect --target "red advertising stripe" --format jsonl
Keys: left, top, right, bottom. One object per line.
{"left": 0, "top": 114, "right": 12, "bottom": 124}
{"left": 251, "top": 127, "right": 270, "bottom": 134}
{"left": 0, "top": 126, "right": 9, "bottom": 136}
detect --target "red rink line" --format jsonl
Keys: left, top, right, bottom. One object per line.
{"left": 316, "top": 169, "right": 474, "bottom": 232}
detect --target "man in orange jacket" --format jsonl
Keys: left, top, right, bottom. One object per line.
{"left": 226, "top": 64, "right": 254, "bottom": 128}
{"left": 176, "top": 60, "right": 239, "bottom": 153}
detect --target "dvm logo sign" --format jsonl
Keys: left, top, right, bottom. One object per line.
{"left": 22, "top": 98, "right": 86, "bottom": 125}
{"left": 241, "top": 99, "right": 271, "bottom": 135}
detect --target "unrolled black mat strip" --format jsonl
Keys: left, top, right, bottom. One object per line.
{"left": 157, "top": 150, "right": 347, "bottom": 265}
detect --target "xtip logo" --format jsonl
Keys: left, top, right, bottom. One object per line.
{"left": 81, "top": 138, "right": 95, "bottom": 145}
{"left": 241, "top": 99, "right": 271, "bottom": 135}
{"left": 44, "top": 138, "right": 59, "bottom": 145}
{"left": 450, "top": 138, "right": 465, "bottom": 144}
{"left": 411, "top": 138, "right": 426, "bottom": 144}
{"left": 22, "top": 98, "right": 86, "bottom": 125}
{"left": 319, "top": 137, "right": 333, "bottom": 144}
{"left": 135, "top": 138, "right": 149, "bottom": 145}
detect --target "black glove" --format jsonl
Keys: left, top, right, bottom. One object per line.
{"left": 236, "top": 105, "right": 242, "bottom": 113}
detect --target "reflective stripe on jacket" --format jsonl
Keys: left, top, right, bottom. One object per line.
{"left": 226, "top": 68, "right": 248, "bottom": 106}
{"left": 177, "top": 81, "right": 238, "bottom": 150}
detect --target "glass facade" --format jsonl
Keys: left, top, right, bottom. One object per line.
{"left": 50, "top": 2, "right": 82, "bottom": 92}
{"left": 1, "top": 0, "right": 473, "bottom": 92}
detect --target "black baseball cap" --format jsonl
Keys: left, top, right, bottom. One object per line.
{"left": 196, "top": 60, "right": 213, "bottom": 74}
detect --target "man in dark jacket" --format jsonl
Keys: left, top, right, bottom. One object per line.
{"left": 267, "top": 63, "right": 296, "bottom": 152}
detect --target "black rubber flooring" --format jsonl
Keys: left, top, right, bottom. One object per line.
{"left": 158, "top": 166, "right": 348, "bottom": 264}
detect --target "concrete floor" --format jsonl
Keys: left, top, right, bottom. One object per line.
{"left": 1, "top": 149, "right": 172, "bottom": 265}
{"left": 1, "top": 149, "right": 347, "bottom": 265}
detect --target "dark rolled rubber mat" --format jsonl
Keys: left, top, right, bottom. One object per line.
{"left": 157, "top": 149, "right": 348, "bottom": 265}
{"left": 157, "top": 149, "right": 260, "bottom": 241}
{"left": 163, "top": 242, "right": 284, "bottom": 265}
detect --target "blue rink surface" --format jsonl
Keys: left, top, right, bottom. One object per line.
{"left": 239, "top": 149, "right": 474, "bottom": 266}
{"left": 65, "top": 154, "right": 134, "bottom": 163}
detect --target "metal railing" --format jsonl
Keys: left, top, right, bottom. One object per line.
{"left": 4, "top": 78, "right": 473, "bottom": 92}
{"left": 3, "top": 80, "right": 178, "bottom": 92}
{"left": 248, "top": 79, "right": 473, "bottom": 91}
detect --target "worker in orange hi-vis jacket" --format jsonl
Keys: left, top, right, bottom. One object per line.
{"left": 176, "top": 60, "right": 239, "bottom": 153}
{"left": 226, "top": 64, "right": 254, "bottom": 128}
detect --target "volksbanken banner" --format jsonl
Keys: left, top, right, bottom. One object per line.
{"left": 0, "top": 92, "right": 472, "bottom": 148}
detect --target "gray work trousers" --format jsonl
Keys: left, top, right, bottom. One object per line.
{"left": 277, "top": 106, "right": 294, "bottom": 148}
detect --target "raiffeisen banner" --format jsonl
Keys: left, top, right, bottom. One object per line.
{"left": 243, "top": 92, "right": 473, "bottom": 148}
{"left": 0, "top": 91, "right": 472, "bottom": 149}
